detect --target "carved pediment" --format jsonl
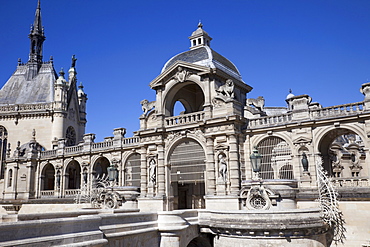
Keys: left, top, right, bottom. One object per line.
{"left": 293, "top": 136, "right": 312, "bottom": 145}
{"left": 215, "top": 144, "right": 229, "bottom": 151}
{"left": 149, "top": 61, "right": 211, "bottom": 89}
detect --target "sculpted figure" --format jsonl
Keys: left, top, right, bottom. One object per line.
{"left": 218, "top": 154, "right": 227, "bottom": 182}
{"left": 149, "top": 159, "right": 156, "bottom": 183}
{"left": 140, "top": 99, "right": 155, "bottom": 115}
{"left": 246, "top": 96, "right": 265, "bottom": 112}
{"left": 174, "top": 66, "right": 190, "bottom": 83}
{"left": 71, "top": 55, "right": 77, "bottom": 68}
{"left": 216, "top": 79, "right": 234, "bottom": 98}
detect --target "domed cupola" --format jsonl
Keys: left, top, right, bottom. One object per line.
{"left": 189, "top": 22, "right": 212, "bottom": 49}
{"left": 161, "top": 23, "right": 242, "bottom": 80}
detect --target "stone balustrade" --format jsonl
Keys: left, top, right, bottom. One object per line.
{"left": 0, "top": 102, "right": 54, "bottom": 112}
{"left": 248, "top": 114, "right": 292, "bottom": 128}
{"left": 39, "top": 136, "right": 140, "bottom": 159}
{"left": 65, "top": 145, "right": 83, "bottom": 154}
{"left": 40, "top": 149, "right": 56, "bottom": 158}
{"left": 332, "top": 177, "right": 369, "bottom": 187}
{"left": 64, "top": 189, "right": 80, "bottom": 197}
{"left": 91, "top": 141, "right": 114, "bottom": 150}
{"left": 311, "top": 102, "right": 364, "bottom": 119}
{"left": 40, "top": 190, "right": 55, "bottom": 197}
{"left": 122, "top": 136, "right": 140, "bottom": 146}
{"left": 248, "top": 101, "right": 365, "bottom": 129}
{"left": 165, "top": 112, "right": 205, "bottom": 127}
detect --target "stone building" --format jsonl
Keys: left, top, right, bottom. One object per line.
{"left": 0, "top": 1, "right": 369, "bottom": 247}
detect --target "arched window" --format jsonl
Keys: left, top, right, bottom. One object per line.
{"left": 257, "top": 137, "right": 293, "bottom": 180}
{"left": 41, "top": 164, "right": 55, "bottom": 190}
{"left": 0, "top": 126, "right": 7, "bottom": 179}
{"left": 66, "top": 126, "right": 76, "bottom": 146}
{"left": 169, "top": 139, "right": 206, "bottom": 209}
{"left": 93, "top": 157, "right": 110, "bottom": 179}
{"left": 8, "top": 169, "right": 12, "bottom": 187}
{"left": 125, "top": 154, "right": 141, "bottom": 187}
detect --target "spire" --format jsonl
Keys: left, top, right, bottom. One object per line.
{"left": 28, "top": 0, "right": 45, "bottom": 64}
{"left": 189, "top": 21, "right": 212, "bottom": 50}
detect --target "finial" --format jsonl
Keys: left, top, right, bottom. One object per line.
{"left": 198, "top": 21, "right": 203, "bottom": 29}
{"left": 71, "top": 55, "right": 77, "bottom": 68}
{"left": 59, "top": 68, "right": 65, "bottom": 77}
{"left": 18, "top": 58, "right": 22, "bottom": 66}
{"left": 78, "top": 82, "right": 84, "bottom": 89}
{"left": 50, "top": 56, "right": 53, "bottom": 62}
{"left": 289, "top": 89, "right": 292, "bottom": 94}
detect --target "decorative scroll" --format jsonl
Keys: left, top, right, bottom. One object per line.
{"left": 316, "top": 159, "right": 346, "bottom": 244}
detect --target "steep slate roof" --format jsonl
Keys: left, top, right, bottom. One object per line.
{"left": 0, "top": 63, "right": 57, "bottom": 105}
{"left": 0, "top": 0, "right": 57, "bottom": 106}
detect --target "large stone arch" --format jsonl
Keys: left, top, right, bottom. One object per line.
{"left": 255, "top": 136, "right": 294, "bottom": 180}
{"left": 92, "top": 156, "right": 111, "bottom": 179}
{"left": 163, "top": 79, "right": 206, "bottom": 117}
{"left": 166, "top": 137, "right": 206, "bottom": 209}
{"left": 186, "top": 235, "right": 213, "bottom": 247}
{"left": 64, "top": 160, "right": 81, "bottom": 189}
{"left": 124, "top": 152, "right": 141, "bottom": 187}
{"left": 314, "top": 124, "right": 368, "bottom": 153}
{"left": 41, "top": 163, "right": 55, "bottom": 191}
{"left": 316, "top": 127, "right": 366, "bottom": 177}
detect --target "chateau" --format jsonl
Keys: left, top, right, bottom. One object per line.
{"left": 0, "top": 1, "right": 369, "bottom": 246}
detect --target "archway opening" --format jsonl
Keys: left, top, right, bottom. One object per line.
{"left": 169, "top": 139, "right": 206, "bottom": 209}
{"left": 93, "top": 157, "right": 110, "bottom": 179}
{"left": 173, "top": 101, "right": 186, "bottom": 116}
{"left": 165, "top": 82, "right": 205, "bottom": 116}
{"left": 257, "top": 136, "right": 293, "bottom": 180}
{"left": 125, "top": 153, "right": 141, "bottom": 187}
{"left": 65, "top": 160, "right": 81, "bottom": 189}
{"left": 42, "top": 164, "right": 55, "bottom": 190}
{"left": 318, "top": 129, "right": 365, "bottom": 177}
{"left": 187, "top": 235, "right": 213, "bottom": 247}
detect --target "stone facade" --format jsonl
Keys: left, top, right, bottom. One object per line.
{"left": 0, "top": 2, "right": 370, "bottom": 247}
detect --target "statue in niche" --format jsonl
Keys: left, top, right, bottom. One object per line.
{"left": 301, "top": 152, "right": 309, "bottom": 172}
{"left": 216, "top": 79, "right": 234, "bottom": 98}
{"left": 218, "top": 154, "right": 227, "bottom": 182}
{"left": 149, "top": 158, "right": 156, "bottom": 183}
{"left": 140, "top": 99, "right": 156, "bottom": 115}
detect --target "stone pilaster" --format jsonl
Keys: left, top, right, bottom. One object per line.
{"left": 206, "top": 137, "right": 216, "bottom": 195}
{"left": 228, "top": 134, "right": 240, "bottom": 195}
{"left": 140, "top": 146, "right": 147, "bottom": 197}
{"left": 157, "top": 144, "right": 165, "bottom": 197}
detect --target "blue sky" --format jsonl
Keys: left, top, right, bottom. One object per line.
{"left": 1, "top": 0, "right": 370, "bottom": 141}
